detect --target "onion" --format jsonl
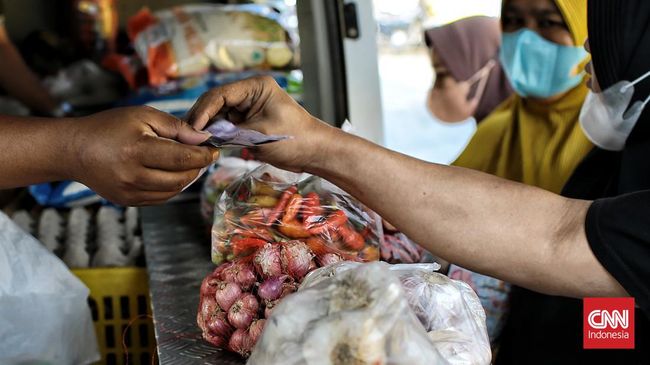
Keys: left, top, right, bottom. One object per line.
{"left": 248, "top": 319, "right": 266, "bottom": 344}
{"left": 240, "top": 292, "right": 260, "bottom": 314}
{"left": 280, "top": 240, "right": 314, "bottom": 280}
{"left": 229, "top": 328, "right": 253, "bottom": 356}
{"left": 215, "top": 281, "right": 242, "bottom": 311}
{"left": 206, "top": 309, "right": 233, "bottom": 338}
{"left": 254, "top": 243, "right": 282, "bottom": 279}
{"left": 279, "top": 280, "right": 298, "bottom": 299}
{"left": 223, "top": 262, "right": 257, "bottom": 291}
{"left": 236, "top": 264, "right": 257, "bottom": 291}
{"left": 200, "top": 275, "right": 221, "bottom": 298}
{"left": 198, "top": 295, "right": 218, "bottom": 330}
{"left": 212, "top": 262, "right": 233, "bottom": 280}
{"left": 258, "top": 275, "right": 291, "bottom": 301}
{"left": 317, "top": 253, "right": 343, "bottom": 267}
{"left": 228, "top": 294, "right": 257, "bottom": 329}
{"left": 203, "top": 331, "right": 227, "bottom": 348}
{"left": 264, "top": 299, "right": 278, "bottom": 319}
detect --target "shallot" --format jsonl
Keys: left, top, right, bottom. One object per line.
{"left": 222, "top": 262, "right": 257, "bottom": 290}
{"left": 203, "top": 331, "right": 227, "bottom": 347}
{"left": 215, "top": 281, "right": 242, "bottom": 311}
{"left": 264, "top": 299, "right": 278, "bottom": 319}
{"left": 248, "top": 319, "right": 266, "bottom": 344}
{"left": 280, "top": 240, "right": 314, "bottom": 280}
{"left": 239, "top": 293, "right": 260, "bottom": 314}
{"left": 258, "top": 275, "right": 291, "bottom": 301}
{"left": 317, "top": 253, "right": 343, "bottom": 267}
{"left": 200, "top": 275, "right": 221, "bottom": 298}
{"left": 206, "top": 310, "right": 233, "bottom": 339}
{"left": 197, "top": 295, "right": 218, "bottom": 333}
{"left": 229, "top": 328, "right": 253, "bottom": 356}
{"left": 254, "top": 243, "right": 282, "bottom": 278}
{"left": 228, "top": 293, "right": 258, "bottom": 329}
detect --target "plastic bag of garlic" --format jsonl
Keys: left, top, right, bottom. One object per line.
{"left": 248, "top": 261, "right": 491, "bottom": 365}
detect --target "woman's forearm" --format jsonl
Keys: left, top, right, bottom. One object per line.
{"left": 308, "top": 128, "right": 623, "bottom": 298}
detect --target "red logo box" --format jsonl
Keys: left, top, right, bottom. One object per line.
{"left": 583, "top": 297, "right": 635, "bottom": 349}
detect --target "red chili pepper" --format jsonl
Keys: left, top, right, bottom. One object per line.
{"left": 267, "top": 185, "right": 297, "bottom": 225}
{"left": 359, "top": 225, "right": 372, "bottom": 239}
{"left": 232, "top": 227, "right": 274, "bottom": 242}
{"left": 283, "top": 194, "right": 303, "bottom": 222}
{"left": 337, "top": 223, "right": 365, "bottom": 251}
{"left": 279, "top": 194, "right": 311, "bottom": 238}
{"left": 279, "top": 220, "right": 311, "bottom": 238}
{"left": 307, "top": 210, "right": 348, "bottom": 235}
{"left": 240, "top": 208, "right": 273, "bottom": 227}
{"left": 231, "top": 237, "right": 267, "bottom": 257}
{"left": 301, "top": 192, "right": 323, "bottom": 224}
{"left": 306, "top": 236, "right": 358, "bottom": 261}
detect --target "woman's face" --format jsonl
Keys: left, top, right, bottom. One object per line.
{"left": 427, "top": 50, "right": 478, "bottom": 122}
{"left": 502, "top": 0, "right": 574, "bottom": 46}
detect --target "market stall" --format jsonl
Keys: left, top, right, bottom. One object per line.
{"left": 0, "top": 1, "right": 492, "bottom": 364}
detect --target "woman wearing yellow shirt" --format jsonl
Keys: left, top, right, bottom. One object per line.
{"left": 448, "top": 0, "right": 592, "bottom": 346}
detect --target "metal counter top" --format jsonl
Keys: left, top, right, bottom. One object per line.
{"left": 141, "top": 202, "right": 244, "bottom": 365}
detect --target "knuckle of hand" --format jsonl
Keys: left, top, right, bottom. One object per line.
{"left": 118, "top": 173, "right": 136, "bottom": 189}
{"left": 176, "top": 151, "right": 193, "bottom": 168}
{"left": 258, "top": 75, "right": 275, "bottom": 86}
{"left": 203, "top": 150, "right": 213, "bottom": 165}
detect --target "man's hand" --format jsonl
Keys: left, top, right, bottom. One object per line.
{"left": 187, "top": 76, "right": 338, "bottom": 173}
{"left": 70, "top": 106, "right": 219, "bottom": 206}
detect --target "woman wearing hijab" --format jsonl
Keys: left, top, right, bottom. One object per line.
{"left": 496, "top": 0, "right": 650, "bottom": 362}
{"left": 453, "top": 0, "right": 592, "bottom": 194}
{"left": 441, "top": 0, "right": 591, "bottom": 346}
{"left": 424, "top": 16, "right": 513, "bottom": 124}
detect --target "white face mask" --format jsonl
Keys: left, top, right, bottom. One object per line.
{"left": 579, "top": 70, "right": 650, "bottom": 151}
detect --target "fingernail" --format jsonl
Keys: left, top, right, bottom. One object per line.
{"left": 211, "top": 149, "right": 220, "bottom": 160}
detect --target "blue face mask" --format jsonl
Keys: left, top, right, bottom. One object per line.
{"left": 499, "top": 29, "right": 588, "bottom": 98}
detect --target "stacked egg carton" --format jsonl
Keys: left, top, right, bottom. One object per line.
{"left": 10, "top": 206, "right": 143, "bottom": 268}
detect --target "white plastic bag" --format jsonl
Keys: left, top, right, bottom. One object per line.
{"left": 0, "top": 212, "right": 100, "bottom": 365}
{"left": 249, "top": 261, "right": 491, "bottom": 365}
{"left": 248, "top": 261, "right": 444, "bottom": 365}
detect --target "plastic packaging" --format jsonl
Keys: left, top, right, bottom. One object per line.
{"left": 250, "top": 261, "right": 491, "bottom": 365}
{"left": 200, "top": 157, "right": 262, "bottom": 224}
{"left": 0, "top": 211, "right": 100, "bottom": 364}
{"left": 129, "top": 4, "right": 297, "bottom": 85}
{"left": 211, "top": 164, "right": 382, "bottom": 265}
{"left": 29, "top": 181, "right": 103, "bottom": 208}
{"left": 448, "top": 265, "right": 511, "bottom": 345}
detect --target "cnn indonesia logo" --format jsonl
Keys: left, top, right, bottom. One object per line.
{"left": 583, "top": 297, "right": 635, "bottom": 349}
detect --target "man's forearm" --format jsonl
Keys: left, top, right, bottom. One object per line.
{"left": 0, "top": 115, "right": 77, "bottom": 188}
{"left": 308, "top": 127, "right": 622, "bottom": 298}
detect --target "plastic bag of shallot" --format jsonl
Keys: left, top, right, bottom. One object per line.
{"left": 198, "top": 164, "right": 383, "bottom": 356}
{"left": 249, "top": 262, "right": 491, "bottom": 365}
